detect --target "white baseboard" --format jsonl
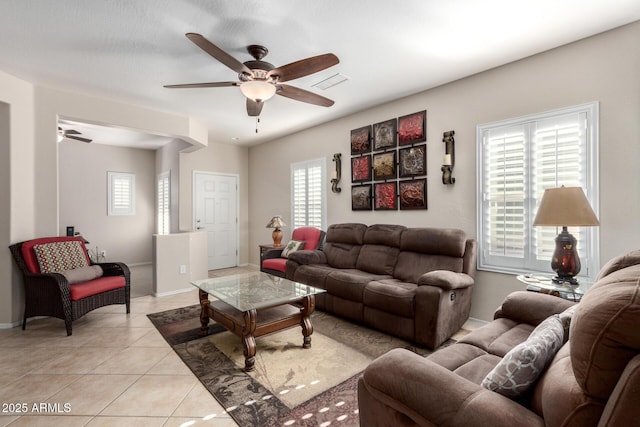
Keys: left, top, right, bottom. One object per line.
{"left": 127, "top": 262, "right": 152, "bottom": 267}
{"left": 153, "top": 287, "right": 194, "bottom": 298}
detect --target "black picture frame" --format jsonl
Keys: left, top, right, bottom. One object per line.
{"left": 372, "top": 151, "right": 397, "bottom": 181}
{"left": 351, "top": 155, "right": 372, "bottom": 182}
{"left": 398, "top": 144, "right": 427, "bottom": 177}
{"left": 399, "top": 179, "right": 427, "bottom": 210}
{"left": 398, "top": 110, "right": 427, "bottom": 145}
{"left": 351, "top": 185, "right": 373, "bottom": 211}
{"left": 350, "top": 125, "right": 372, "bottom": 155}
{"left": 374, "top": 182, "right": 398, "bottom": 211}
{"left": 373, "top": 119, "right": 397, "bottom": 151}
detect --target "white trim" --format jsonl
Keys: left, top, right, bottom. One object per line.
{"left": 153, "top": 287, "right": 194, "bottom": 298}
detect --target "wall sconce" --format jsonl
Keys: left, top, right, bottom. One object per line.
{"left": 441, "top": 130, "right": 455, "bottom": 185}
{"left": 331, "top": 153, "right": 342, "bottom": 193}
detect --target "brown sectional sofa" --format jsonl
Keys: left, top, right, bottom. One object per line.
{"left": 358, "top": 250, "right": 640, "bottom": 426}
{"left": 285, "top": 223, "right": 477, "bottom": 349}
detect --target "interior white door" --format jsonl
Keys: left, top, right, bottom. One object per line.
{"left": 194, "top": 172, "right": 238, "bottom": 270}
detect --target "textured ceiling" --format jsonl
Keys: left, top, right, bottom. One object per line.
{"left": 1, "top": 0, "right": 639, "bottom": 147}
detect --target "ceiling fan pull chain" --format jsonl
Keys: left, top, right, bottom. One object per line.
{"left": 256, "top": 117, "right": 260, "bottom": 133}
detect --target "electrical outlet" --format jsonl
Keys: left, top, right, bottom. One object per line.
{"left": 179, "top": 265, "right": 187, "bottom": 274}
{"left": 100, "top": 250, "right": 106, "bottom": 258}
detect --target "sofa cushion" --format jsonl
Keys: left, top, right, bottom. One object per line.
{"left": 324, "top": 243, "right": 363, "bottom": 269}
{"left": 570, "top": 263, "right": 640, "bottom": 399}
{"left": 281, "top": 240, "right": 305, "bottom": 258}
{"left": 33, "top": 240, "right": 90, "bottom": 273}
{"left": 325, "top": 223, "right": 367, "bottom": 245}
{"left": 325, "top": 269, "right": 391, "bottom": 302}
{"left": 459, "top": 318, "right": 534, "bottom": 358}
{"left": 69, "top": 276, "right": 126, "bottom": 301}
{"left": 356, "top": 245, "right": 400, "bottom": 275}
{"left": 291, "top": 264, "right": 334, "bottom": 289}
{"left": 394, "top": 252, "right": 463, "bottom": 283}
{"left": 481, "top": 315, "right": 564, "bottom": 398}
{"left": 363, "top": 279, "right": 416, "bottom": 317}
{"left": 400, "top": 228, "right": 467, "bottom": 257}
{"left": 60, "top": 265, "right": 103, "bottom": 284}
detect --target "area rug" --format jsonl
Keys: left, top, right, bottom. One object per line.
{"left": 148, "top": 305, "right": 457, "bottom": 426}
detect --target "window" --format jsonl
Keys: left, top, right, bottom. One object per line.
{"left": 477, "top": 103, "right": 599, "bottom": 279}
{"left": 108, "top": 172, "right": 136, "bottom": 216}
{"left": 157, "top": 171, "right": 170, "bottom": 234}
{"left": 291, "top": 158, "right": 326, "bottom": 230}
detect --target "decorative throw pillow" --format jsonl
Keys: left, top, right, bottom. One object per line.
{"left": 281, "top": 240, "right": 305, "bottom": 258}
{"left": 59, "top": 265, "right": 103, "bottom": 284}
{"left": 481, "top": 314, "right": 564, "bottom": 398}
{"left": 33, "top": 241, "right": 90, "bottom": 273}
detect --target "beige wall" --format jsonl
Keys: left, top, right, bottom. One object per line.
{"left": 59, "top": 141, "right": 156, "bottom": 264}
{"left": 0, "top": 70, "right": 35, "bottom": 325}
{"left": 156, "top": 139, "right": 190, "bottom": 234}
{"left": 248, "top": 21, "right": 640, "bottom": 321}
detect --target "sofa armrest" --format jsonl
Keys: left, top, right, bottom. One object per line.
{"left": 494, "top": 291, "right": 575, "bottom": 325}
{"left": 418, "top": 270, "right": 474, "bottom": 290}
{"left": 286, "top": 249, "right": 327, "bottom": 266}
{"left": 359, "top": 348, "right": 544, "bottom": 427}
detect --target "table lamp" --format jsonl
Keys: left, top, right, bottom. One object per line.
{"left": 266, "top": 216, "right": 286, "bottom": 247}
{"left": 533, "top": 186, "right": 599, "bottom": 284}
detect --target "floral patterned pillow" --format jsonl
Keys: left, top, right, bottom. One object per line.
{"left": 481, "top": 314, "right": 565, "bottom": 398}
{"left": 281, "top": 240, "right": 305, "bottom": 258}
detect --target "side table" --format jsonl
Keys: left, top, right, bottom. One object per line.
{"left": 517, "top": 275, "right": 592, "bottom": 302}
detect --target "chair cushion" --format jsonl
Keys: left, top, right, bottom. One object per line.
{"left": 281, "top": 240, "right": 305, "bottom": 258}
{"left": 291, "top": 227, "right": 323, "bottom": 250}
{"left": 60, "top": 266, "right": 103, "bottom": 284}
{"left": 69, "top": 276, "right": 126, "bottom": 301}
{"left": 481, "top": 314, "right": 564, "bottom": 398}
{"left": 21, "top": 237, "right": 90, "bottom": 274}
{"left": 262, "top": 258, "right": 287, "bottom": 273}
{"left": 33, "top": 240, "right": 90, "bottom": 273}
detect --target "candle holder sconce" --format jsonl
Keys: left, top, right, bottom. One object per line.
{"left": 441, "top": 130, "right": 455, "bottom": 185}
{"left": 331, "top": 153, "right": 342, "bottom": 193}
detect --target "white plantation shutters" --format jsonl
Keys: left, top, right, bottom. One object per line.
{"left": 108, "top": 172, "right": 136, "bottom": 216}
{"left": 157, "top": 171, "right": 170, "bottom": 234}
{"left": 477, "top": 103, "right": 599, "bottom": 279}
{"left": 291, "top": 158, "right": 326, "bottom": 230}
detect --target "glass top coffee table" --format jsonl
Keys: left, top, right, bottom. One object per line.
{"left": 191, "top": 271, "right": 326, "bottom": 371}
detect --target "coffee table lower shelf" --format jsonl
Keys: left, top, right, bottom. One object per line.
{"left": 198, "top": 290, "right": 316, "bottom": 371}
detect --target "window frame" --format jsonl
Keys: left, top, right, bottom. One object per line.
{"left": 107, "top": 171, "right": 136, "bottom": 216}
{"left": 290, "top": 158, "right": 327, "bottom": 231}
{"left": 476, "top": 102, "right": 599, "bottom": 280}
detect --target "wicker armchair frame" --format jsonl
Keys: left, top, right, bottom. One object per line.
{"left": 9, "top": 241, "right": 131, "bottom": 336}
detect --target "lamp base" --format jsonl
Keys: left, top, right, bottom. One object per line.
{"left": 272, "top": 228, "right": 283, "bottom": 248}
{"left": 550, "top": 226, "right": 581, "bottom": 286}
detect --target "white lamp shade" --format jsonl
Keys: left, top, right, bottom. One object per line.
{"left": 240, "top": 80, "right": 276, "bottom": 102}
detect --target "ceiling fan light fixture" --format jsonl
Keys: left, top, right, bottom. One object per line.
{"left": 240, "top": 80, "right": 276, "bottom": 103}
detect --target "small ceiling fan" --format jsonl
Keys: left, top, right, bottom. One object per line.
{"left": 164, "top": 33, "right": 339, "bottom": 117}
{"left": 57, "top": 127, "right": 92, "bottom": 143}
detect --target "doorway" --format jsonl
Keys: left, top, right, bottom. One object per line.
{"left": 193, "top": 171, "right": 239, "bottom": 270}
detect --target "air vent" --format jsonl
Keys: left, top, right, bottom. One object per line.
{"left": 312, "top": 73, "right": 349, "bottom": 90}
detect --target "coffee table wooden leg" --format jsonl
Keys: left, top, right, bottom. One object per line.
{"left": 301, "top": 295, "right": 316, "bottom": 349}
{"left": 242, "top": 309, "right": 258, "bottom": 371}
{"left": 198, "top": 289, "right": 210, "bottom": 335}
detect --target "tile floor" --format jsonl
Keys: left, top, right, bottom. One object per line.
{"left": 0, "top": 265, "right": 484, "bottom": 427}
{"left": 0, "top": 265, "right": 255, "bottom": 427}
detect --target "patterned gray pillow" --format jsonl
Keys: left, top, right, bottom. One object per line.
{"left": 481, "top": 314, "right": 564, "bottom": 398}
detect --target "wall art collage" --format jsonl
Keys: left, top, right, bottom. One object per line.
{"left": 350, "top": 110, "right": 427, "bottom": 211}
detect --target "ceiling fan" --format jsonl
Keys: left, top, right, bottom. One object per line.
{"left": 57, "top": 127, "right": 92, "bottom": 143}
{"left": 164, "top": 33, "right": 339, "bottom": 117}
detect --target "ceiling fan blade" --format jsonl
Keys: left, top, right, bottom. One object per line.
{"left": 276, "top": 84, "right": 334, "bottom": 107}
{"left": 67, "top": 135, "right": 92, "bottom": 143}
{"left": 269, "top": 53, "right": 339, "bottom": 82}
{"left": 246, "top": 99, "right": 264, "bottom": 117}
{"left": 164, "top": 81, "right": 239, "bottom": 89}
{"left": 65, "top": 129, "right": 81, "bottom": 135}
{"left": 185, "top": 33, "right": 251, "bottom": 75}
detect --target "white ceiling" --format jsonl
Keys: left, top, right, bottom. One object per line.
{"left": 1, "top": 0, "right": 639, "bottom": 148}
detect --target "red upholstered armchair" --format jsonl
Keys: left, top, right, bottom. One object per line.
{"left": 261, "top": 227, "right": 325, "bottom": 278}
{"left": 9, "top": 236, "right": 130, "bottom": 335}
